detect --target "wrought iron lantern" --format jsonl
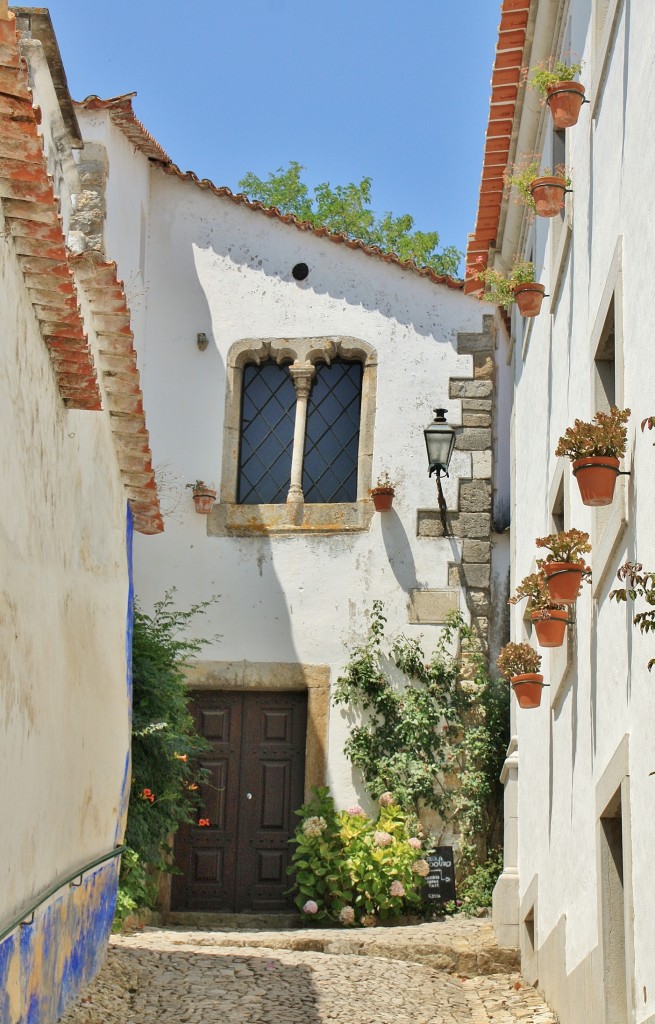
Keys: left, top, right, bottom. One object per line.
{"left": 424, "top": 408, "right": 456, "bottom": 478}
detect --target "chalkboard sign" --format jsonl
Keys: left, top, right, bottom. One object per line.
{"left": 422, "top": 846, "right": 456, "bottom": 904}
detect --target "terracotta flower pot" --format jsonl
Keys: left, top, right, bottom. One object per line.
{"left": 514, "top": 283, "right": 546, "bottom": 317}
{"left": 546, "top": 81, "right": 586, "bottom": 129}
{"left": 531, "top": 609, "right": 568, "bottom": 648}
{"left": 543, "top": 562, "right": 585, "bottom": 603}
{"left": 370, "top": 487, "right": 394, "bottom": 512}
{"left": 529, "top": 176, "right": 568, "bottom": 217}
{"left": 572, "top": 456, "right": 620, "bottom": 507}
{"left": 511, "top": 674, "right": 544, "bottom": 709}
{"left": 192, "top": 489, "right": 216, "bottom": 514}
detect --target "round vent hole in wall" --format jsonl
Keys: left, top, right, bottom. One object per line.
{"left": 292, "top": 263, "right": 309, "bottom": 281}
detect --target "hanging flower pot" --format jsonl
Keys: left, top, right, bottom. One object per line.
{"left": 370, "top": 472, "right": 395, "bottom": 512}
{"left": 510, "top": 674, "right": 544, "bottom": 709}
{"left": 187, "top": 480, "right": 216, "bottom": 514}
{"left": 370, "top": 486, "right": 394, "bottom": 512}
{"left": 529, "top": 176, "right": 568, "bottom": 217}
{"left": 531, "top": 609, "right": 568, "bottom": 648}
{"left": 546, "top": 81, "right": 586, "bottom": 129}
{"left": 572, "top": 456, "right": 620, "bottom": 506}
{"left": 514, "top": 283, "right": 546, "bottom": 317}
{"left": 542, "top": 562, "right": 586, "bottom": 603}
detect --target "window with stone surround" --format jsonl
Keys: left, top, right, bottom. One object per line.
{"left": 215, "top": 337, "right": 377, "bottom": 534}
{"left": 236, "top": 357, "right": 363, "bottom": 505}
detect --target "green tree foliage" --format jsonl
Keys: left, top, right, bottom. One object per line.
{"left": 115, "top": 592, "right": 216, "bottom": 926}
{"left": 238, "top": 161, "right": 462, "bottom": 277}
{"left": 333, "top": 603, "right": 509, "bottom": 878}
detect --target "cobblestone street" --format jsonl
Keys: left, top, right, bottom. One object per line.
{"left": 60, "top": 918, "right": 558, "bottom": 1024}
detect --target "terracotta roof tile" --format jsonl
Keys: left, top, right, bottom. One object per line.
{"left": 70, "top": 250, "right": 164, "bottom": 535}
{"left": 465, "top": 0, "right": 531, "bottom": 295}
{"left": 0, "top": 13, "right": 162, "bottom": 533}
{"left": 75, "top": 93, "right": 465, "bottom": 292}
{"left": 0, "top": 11, "right": 100, "bottom": 409}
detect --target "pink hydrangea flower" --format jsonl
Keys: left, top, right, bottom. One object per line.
{"left": 412, "top": 858, "right": 430, "bottom": 877}
{"left": 347, "top": 804, "right": 366, "bottom": 817}
{"left": 303, "top": 900, "right": 319, "bottom": 914}
{"left": 361, "top": 914, "right": 377, "bottom": 927}
{"left": 408, "top": 837, "right": 422, "bottom": 850}
{"left": 339, "top": 905, "right": 355, "bottom": 925}
{"left": 390, "top": 880, "right": 405, "bottom": 897}
{"left": 374, "top": 830, "right": 393, "bottom": 847}
{"left": 378, "top": 791, "right": 395, "bottom": 807}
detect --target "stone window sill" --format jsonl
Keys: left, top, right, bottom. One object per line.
{"left": 207, "top": 500, "right": 375, "bottom": 537}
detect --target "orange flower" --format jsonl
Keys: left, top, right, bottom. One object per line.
{"left": 174, "top": 753, "right": 188, "bottom": 762}
{"left": 198, "top": 818, "right": 210, "bottom": 827}
{"left": 142, "top": 788, "right": 152, "bottom": 798}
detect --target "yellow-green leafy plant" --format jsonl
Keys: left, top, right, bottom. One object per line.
{"left": 475, "top": 257, "right": 536, "bottom": 308}
{"left": 504, "top": 158, "right": 571, "bottom": 212}
{"left": 526, "top": 57, "right": 583, "bottom": 97}
{"left": 536, "top": 528, "right": 591, "bottom": 567}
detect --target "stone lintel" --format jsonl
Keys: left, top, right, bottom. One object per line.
{"left": 449, "top": 379, "right": 493, "bottom": 400}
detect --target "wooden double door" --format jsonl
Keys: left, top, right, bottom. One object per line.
{"left": 171, "top": 690, "right": 307, "bottom": 913}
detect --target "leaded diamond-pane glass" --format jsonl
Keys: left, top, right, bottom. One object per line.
{"left": 302, "top": 359, "right": 362, "bottom": 503}
{"left": 238, "top": 361, "right": 295, "bottom": 503}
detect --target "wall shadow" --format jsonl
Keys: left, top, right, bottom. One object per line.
{"left": 101, "top": 945, "right": 322, "bottom": 1022}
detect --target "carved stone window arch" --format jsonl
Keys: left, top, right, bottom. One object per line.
{"left": 214, "top": 337, "right": 377, "bottom": 536}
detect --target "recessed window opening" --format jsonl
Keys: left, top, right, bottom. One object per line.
{"left": 600, "top": 791, "right": 628, "bottom": 1024}
{"left": 551, "top": 476, "right": 565, "bottom": 534}
{"left": 594, "top": 297, "right": 616, "bottom": 412}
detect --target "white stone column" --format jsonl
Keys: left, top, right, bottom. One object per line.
{"left": 286, "top": 361, "right": 315, "bottom": 504}
{"left": 492, "top": 735, "right": 520, "bottom": 948}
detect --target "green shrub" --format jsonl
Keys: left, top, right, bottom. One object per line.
{"left": 116, "top": 592, "right": 216, "bottom": 924}
{"left": 289, "top": 787, "right": 428, "bottom": 925}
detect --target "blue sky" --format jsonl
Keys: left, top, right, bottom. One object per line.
{"left": 43, "top": 1, "right": 501, "bottom": 267}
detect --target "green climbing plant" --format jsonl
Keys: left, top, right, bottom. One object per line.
{"left": 333, "top": 603, "right": 509, "bottom": 882}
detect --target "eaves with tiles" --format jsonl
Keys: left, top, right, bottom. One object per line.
{"left": 0, "top": 8, "right": 163, "bottom": 534}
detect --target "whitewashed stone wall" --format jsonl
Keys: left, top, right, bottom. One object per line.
{"left": 489, "top": 1, "right": 655, "bottom": 1021}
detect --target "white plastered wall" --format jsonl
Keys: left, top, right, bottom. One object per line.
{"left": 504, "top": 1, "right": 655, "bottom": 1019}
{"left": 122, "top": 165, "right": 491, "bottom": 811}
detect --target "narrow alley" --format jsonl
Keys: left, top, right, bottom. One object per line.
{"left": 60, "top": 918, "right": 558, "bottom": 1024}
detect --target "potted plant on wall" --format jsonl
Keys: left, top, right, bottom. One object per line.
{"left": 370, "top": 471, "right": 395, "bottom": 512}
{"left": 475, "top": 256, "right": 546, "bottom": 318}
{"left": 536, "top": 528, "right": 591, "bottom": 604}
{"left": 509, "top": 570, "right": 569, "bottom": 648}
{"left": 497, "top": 642, "right": 544, "bottom": 709}
{"left": 505, "top": 158, "right": 571, "bottom": 218}
{"left": 555, "top": 407, "right": 630, "bottom": 506}
{"left": 526, "top": 57, "right": 585, "bottom": 129}
{"left": 187, "top": 480, "right": 216, "bottom": 514}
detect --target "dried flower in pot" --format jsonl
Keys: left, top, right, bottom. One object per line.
{"left": 370, "top": 471, "right": 395, "bottom": 512}
{"left": 536, "top": 529, "right": 591, "bottom": 604}
{"left": 497, "top": 642, "right": 544, "bottom": 709}
{"left": 187, "top": 479, "right": 217, "bottom": 514}
{"left": 527, "top": 58, "right": 585, "bottom": 129}
{"left": 555, "top": 407, "right": 630, "bottom": 506}
{"left": 509, "top": 570, "right": 568, "bottom": 648}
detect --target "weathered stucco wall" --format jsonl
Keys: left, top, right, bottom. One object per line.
{"left": 495, "top": 1, "right": 655, "bottom": 1020}
{"left": 124, "top": 166, "right": 504, "bottom": 812}
{"left": 0, "top": 38, "right": 135, "bottom": 1023}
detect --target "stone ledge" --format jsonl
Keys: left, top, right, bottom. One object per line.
{"left": 207, "top": 500, "right": 375, "bottom": 536}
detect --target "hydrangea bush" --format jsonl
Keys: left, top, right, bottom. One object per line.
{"left": 289, "top": 787, "right": 426, "bottom": 925}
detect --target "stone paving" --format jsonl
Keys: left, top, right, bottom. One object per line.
{"left": 59, "top": 918, "right": 559, "bottom": 1024}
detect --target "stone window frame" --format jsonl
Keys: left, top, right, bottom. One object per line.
{"left": 213, "top": 336, "right": 377, "bottom": 536}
